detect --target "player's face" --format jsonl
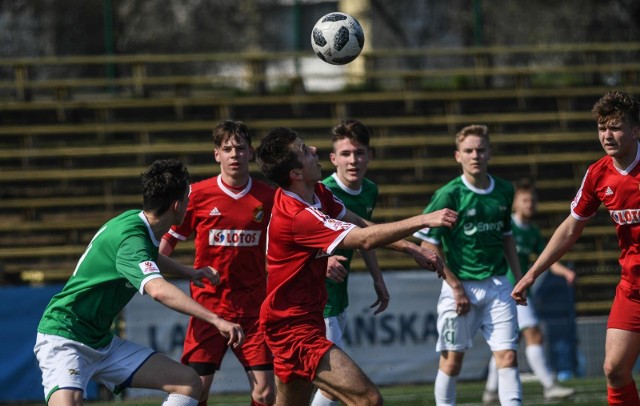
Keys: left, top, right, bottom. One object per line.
{"left": 214, "top": 136, "right": 252, "bottom": 178}
{"left": 513, "top": 190, "right": 536, "bottom": 220}
{"left": 598, "top": 118, "right": 639, "bottom": 165}
{"left": 330, "top": 138, "right": 371, "bottom": 189}
{"left": 455, "top": 134, "right": 491, "bottom": 179}
{"left": 293, "top": 138, "right": 322, "bottom": 184}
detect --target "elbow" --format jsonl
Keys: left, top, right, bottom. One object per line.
{"left": 360, "top": 237, "right": 377, "bottom": 251}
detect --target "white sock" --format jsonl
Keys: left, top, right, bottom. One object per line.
{"left": 162, "top": 394, "right": 198, "bottom": 406}
{"left": 485, "top": 356, "right": 498, "bottom": 392}
{"left": 311, "top": 390, "right": 340, "bottom": 406}
{"left": 497, "top": 367, "right": 522, "bottom": 406}
{"left": 526, "top": 344, "right": 555, "bottom": 389}
{"left": 434, "top": 369, "right": 457, "bottom": 406}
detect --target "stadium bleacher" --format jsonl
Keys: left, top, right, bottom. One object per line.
{"left": 1, "top": 43, "right": 631, "bottom": 315}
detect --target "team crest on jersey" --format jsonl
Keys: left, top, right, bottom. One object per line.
{"left": 139, "top": 261, "right": 160, "bottom": 275}
{"left": 253, "top": 205, "right": 265, "bottom": 223}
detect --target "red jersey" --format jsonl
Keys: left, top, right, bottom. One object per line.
{"left": 571, "top": 149, "right": 640, "bottom": 287}
{"left": 163, "top": 175, "right": 275, "bottom": 317}
{"left": 260, "top": 183, "right": 355, "bottom": 324}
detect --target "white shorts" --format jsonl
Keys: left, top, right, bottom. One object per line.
{"left": 516, "top": 301, "right": 539, "bottom": 330}
{"left": 436, "top": 275, "right": 519, "bottom": 352}
{"left": 324, "top": 311, "right": 348, "bottom": 349}
{"left": 34, "top": 333, "right": 154, "bottom": 401}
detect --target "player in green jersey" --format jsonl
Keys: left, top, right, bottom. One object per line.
{"left": 312, "top": 119, "right": 389, "bottom": 406}
{"left": 414, "top": 124, "right": 524, "bottom": 405}
{"left": 34, "top": 159, "right": 244, "bottom": 406}
{"left": 483, "top": 179, "right": 576, "bottom": 404}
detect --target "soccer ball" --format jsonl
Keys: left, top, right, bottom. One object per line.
{"left": 311, "top": 12, "right": 365, "bottom": 65}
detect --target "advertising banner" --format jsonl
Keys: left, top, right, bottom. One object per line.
{"left": 125, "top": 271, "right": 492, "bottom": 398}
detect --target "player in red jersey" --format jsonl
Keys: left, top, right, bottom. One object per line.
{"left": 255, "top": 127, "right": 458, "bottom": 405}
{"left": 512, "top": 91, "right": 640, "bottom": 406}
{"left": 160, "top": 121, "right": 276, "bottom": 406}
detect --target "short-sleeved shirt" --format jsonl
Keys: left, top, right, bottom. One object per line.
{"left": 413, "top": 175, "right": 514, "bottom": 281}
{"left": 571, "top": 145, "right": 640, "bottom": 287}
{"left": 260, "top": 183, "right": 355, "bottom": 382}
{"left": 37, "top": 210, "right": 163, "bottom": 349}
{"left": 506, "top": 214, "right": 547, "bottom": 286}
{"left": 260, "top": 182, "right": 355, "bottom": 325}
{"left": 321, "top": 173, "right": 378, "bottom": 317}
{"left": 163, "top": 175, "right": 275, "bottom": 318}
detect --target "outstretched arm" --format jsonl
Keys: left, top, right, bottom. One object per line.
{"left": 339, "top": 208, "right": 456, "bottom": 277}
{"left": 512, "top": 214, "right": 586, "bottom": 305}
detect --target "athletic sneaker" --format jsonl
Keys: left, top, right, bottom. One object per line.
{"left": 482, "top": 389, "right": 499, "bottom": 405}
{"left": 543, "top": 384, "right": 575, "bottom": 400}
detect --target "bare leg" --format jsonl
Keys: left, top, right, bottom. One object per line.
{"left": 130, "top": 353, "right": 201, "bottom": 397}
{"left": 247, "top": 369, "right": 276, "bottom": 405}
{"left": 604, "top": 328, "right": 640, "bottom": 388}
{"left": 313, "top": 346, "right": 382, "bottom": 406}
{"left": 48, "top": 389, "right": 84, "bottom": 406}
{"left": 275, "top": 375, "right": 315, "bottom": 406}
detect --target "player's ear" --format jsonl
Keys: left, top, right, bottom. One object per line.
{"left": 329, "top": 152, "right": 337, "bottom": 165}
{"left": 213, "top": 148, "right": 221, "bottom": 163}
{"left": 290, "top": 168, "right": 302, "bottom": 181}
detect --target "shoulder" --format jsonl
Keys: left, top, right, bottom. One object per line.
{"left": 362, "top": 177, "right": 378, "bottom": 192}
{"left": 189, "top": 177, "right": 217, "bottom": 194}
{"left": 492, "top": 176, "right": 514, "bottom": 190}
{"left": 434, "top": 177, "right": 463, "bottom": 196}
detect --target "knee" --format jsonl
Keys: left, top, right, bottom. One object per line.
{"left": 362, "top": 386, "right": 383, "bottom": 406}
{"left": 172, "top": 368, "right": 203, "bottom": 397}
{"left": 495, "top": 350, "right": 518, "bottom": 368}
{"left": 603, "top": 360, "right": 631, "bottom": 385}
{"left": 252, "top": 384, "right": 276, "bottom": 405}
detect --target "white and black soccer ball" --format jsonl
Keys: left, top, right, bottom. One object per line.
{"left": 311, "top": 12, "right": 365, "bottom": 65}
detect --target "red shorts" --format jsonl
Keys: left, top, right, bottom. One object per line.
{"left": 181, "top": 316, "right": 273, "bottom": 369}
{"left": 608, "top": 280, "right": 640, "bottom": 332}
{"left": 263, "top": 312, "right": 334, "bottom": 383}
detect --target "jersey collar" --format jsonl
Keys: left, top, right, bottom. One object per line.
{"left": 460, "top": 174, "right": 495, "bottom": 194}
{"left": 138, "top": 211, "right": 160, "bottom": 247}
{"left": 330, "top": 173, "right": 362, "bottom": 195}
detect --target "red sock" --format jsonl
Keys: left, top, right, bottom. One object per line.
{"left": 608, "top": 381, "right": 640, "bottom": 405}
{"left": 251, "top": 400, "right": 270, "bottom": 406}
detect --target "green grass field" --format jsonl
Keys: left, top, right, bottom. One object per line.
{"left": 31, "top": 376, "right": 608, "bottom": 405}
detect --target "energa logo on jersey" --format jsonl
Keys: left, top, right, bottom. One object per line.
{"left": 209, "top": 229, "right": 261, "bottom": 246}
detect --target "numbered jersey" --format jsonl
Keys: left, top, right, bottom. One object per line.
{"left": 164, "top": 175, "right": 275, "bottom": 317}
{"left": 38, "top": 210, "right": 163, "bottom": 349}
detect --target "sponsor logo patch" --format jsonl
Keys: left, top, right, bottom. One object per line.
{"left": 209, "top": 229, "right": 261, "bottom": 246}
{"left": 139, "top": 260, "right": 160, "bottom": 275}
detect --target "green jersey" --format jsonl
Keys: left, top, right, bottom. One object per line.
{"left": 414, "top": 175, "right": 514, "bottom": 281}
{"left": 322, "top": 173, "right": 378, "bottom": 317}
{"left": 37, "top": 210, "right": 164, "bottom": 349}
{"left": 506, "top": 214, "right": 546, "bottom": 286}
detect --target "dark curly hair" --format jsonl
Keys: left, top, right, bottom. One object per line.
{"left": 140, "top": 159, "right": 190, "bottom": 215}
{"left": 255, "top": 127, "right": 302, "bottom": 188}
{"left": 592, "top": 91, "right": 640, "bottom": 127}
